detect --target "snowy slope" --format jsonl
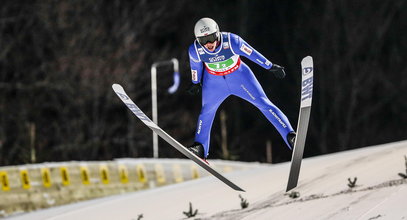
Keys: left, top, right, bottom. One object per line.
{"left": 7, "top": 140, "right": 407, "bottom": 220}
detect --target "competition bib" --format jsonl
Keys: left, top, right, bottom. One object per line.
{"left": 204, "top": 55, "right": 241, "bottom": 76}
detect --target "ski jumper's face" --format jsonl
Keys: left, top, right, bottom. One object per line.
{"left": 204, "top": 41, "right": 218, "bottom": 52}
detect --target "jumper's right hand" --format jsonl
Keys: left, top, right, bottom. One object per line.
{"left": 187, "top": 83, "right": 202, "bottom": 95}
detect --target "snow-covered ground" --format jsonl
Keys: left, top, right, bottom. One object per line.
{"left": 7, "top": 140, "right": 407, "bottom": 220}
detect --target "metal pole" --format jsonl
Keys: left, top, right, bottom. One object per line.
{"left": 151, "top": 65, "right": 158, "bottom": 158}
{"left": 151, "top": 58, "right": 180, "bottom": 158}
{"left": 266, "top": 140, "right": 272, "bottom": 164}
{"left": 171, "top": 58, "right": 179, "bottom": 73}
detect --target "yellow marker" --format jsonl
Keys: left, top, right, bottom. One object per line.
{"left": 0, "top": 171, "right": 10, "bottom": 191}
{"left": 20, "top": 169, "right": 31, "bottom": 189}
{"left": 118, "top": 165, "right": 129, "bottom": 184}
{"left": 99, "top": 165, "right": 109, "bottom": 184}
{"left": 155, "top": 164, "right": 166, "bottom": 184}
{"left": 80, "top": 166, "right": 90, "bottom": 185}
{"left": 41, "top": 168, "right": 52, "bottom": 188}
{"left": 60, "top": 167, "right": 70, "bottom": 186}
{"left": 191, "top": 166, "right": 200, "bottom": 179}
{"left": 172, "top": 165, "right": 183, "bottom": 183}
{"left": 136, "top": 164, "right": 147, "bottom": 183}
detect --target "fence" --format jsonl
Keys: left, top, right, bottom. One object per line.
{"left": 0, "top": 158, "right": 257, "bottom": 217}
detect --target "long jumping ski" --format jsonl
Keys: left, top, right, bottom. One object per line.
{"left": 112, "top": 84, "right": 245, "bottom": 192}
{"left": 286, "top": 56, "right": 314, "bottom": 191}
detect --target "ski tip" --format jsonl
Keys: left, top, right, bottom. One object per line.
{"left": 303, "top": 55, "right": 312, "bottom": 59}
{"left": 112, "top": 83, "right": 124, "bottom": 92}
{"left": 301, "top": 56, "right": 313, "bottom": 63}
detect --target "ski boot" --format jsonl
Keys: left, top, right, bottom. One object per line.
{"left": 287, "top": 132, "right": 296, "bottom": 150}
{"left": 187, "top": 142, "right": 209, "bottom": 164}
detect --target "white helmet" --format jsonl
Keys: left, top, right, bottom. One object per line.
{"left": 194, "top": 18, "right": 220, "bottom": 45}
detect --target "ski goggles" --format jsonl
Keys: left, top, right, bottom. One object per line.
{"left": 197, "top": 32, "right": 218, "bottom": 45}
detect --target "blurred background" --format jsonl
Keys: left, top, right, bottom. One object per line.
{"left": 1, "top": 0, "right": 406, "bottom": 166}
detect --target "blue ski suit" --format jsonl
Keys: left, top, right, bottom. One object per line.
{"left": 188, "top": 32, "right": 294, "bottom": 158}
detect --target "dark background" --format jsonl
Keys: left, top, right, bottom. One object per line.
{"left": 1, "top": 0, "right": 406, "bottom": 166}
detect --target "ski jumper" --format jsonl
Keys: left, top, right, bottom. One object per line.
{"left": 188, "top": 32, "right": 294, "bottom": 158}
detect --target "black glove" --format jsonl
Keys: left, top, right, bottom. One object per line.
{"left": 269, "top": 64, "right": 286, "bottom": 79}
{"left": 187, "top": 83, "right": 202, "bottom": 95}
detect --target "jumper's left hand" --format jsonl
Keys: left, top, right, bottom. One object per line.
{"left": 269, "top": 64, "right": 286, "bottom": 79}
